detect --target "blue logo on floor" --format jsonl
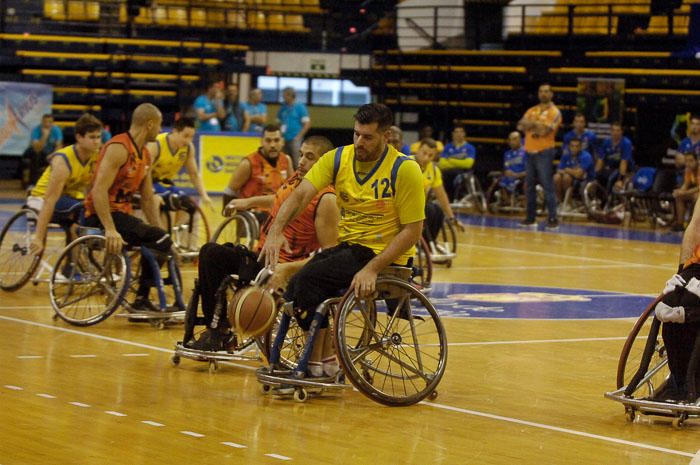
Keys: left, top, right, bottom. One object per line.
{"left": 426, "top": 283, "right": 654, "bottom": 319}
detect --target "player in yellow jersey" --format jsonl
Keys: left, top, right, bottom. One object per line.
{"left": 413, "top": 138, "right": 462, "bottom": 252}
{"left": 146, "top": 117, "right": 212, "bottom": 212}
{"left": 28, "top": 113, "right": 103, "bottom": 256}
{"left": 260, "top": 103, "right": 425, "bottom": 376}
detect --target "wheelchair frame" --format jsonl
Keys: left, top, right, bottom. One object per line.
{"left": 210, "top": 209, "right": 261, "bottom": 249}
{"left": 604, "top": 296, "right": 700, "bottom": 428}
{"left": 49, "top": 231, "right": 186, "bottom": 328}
{"left": 257, "top": 267, "right": 448, "bottom": 406}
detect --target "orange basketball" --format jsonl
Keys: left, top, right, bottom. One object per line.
{"left": 228, "top": 286, "right": 277, "bottom": 337}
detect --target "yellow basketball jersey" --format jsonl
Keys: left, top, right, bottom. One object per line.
{"left": 151, "top": 132, "right": 189, "bottom": 180}
{"left": 305, "top": 144, "right": 425, "bottom": 265}
{"left": 31, "top": 144, "right": 96, "bottom": 200}
{"left": 421, "top": 161, "right": 443, "bottom": 194}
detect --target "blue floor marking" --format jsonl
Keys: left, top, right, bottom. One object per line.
{"left": 427, "top": 282, "right": 654, "bottom": 319}
{"left": 456, "top": 213, "right": 683, "bottom": 245}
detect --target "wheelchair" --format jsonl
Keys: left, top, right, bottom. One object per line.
{"left": 558, "top": 180, "right": 590, "bottom": 220}
{"left": 424, "top": 218, "right": 457, "bottom": 268}
{"left": 171, "top": 267, "right": 277, "bottom": 373}
{"left": 452, "top": 171, "right": 488, "bottom": 213}
{"left": 257, "top": 266, "right": 448, "bottom": 406}
{"left": 48, "top": 228, "right": 186, "bottom": 328}
{"left": 485, "top": 173, "right": 546, "bottom": 216}
{"left": 210, "top": 209, "right": 261, "bottom": 249}
{"left": 605, "top": 296, "right": 700, "bottom": 428}
{"left": 157, "top": 190, "right": 211, "bottom": 260}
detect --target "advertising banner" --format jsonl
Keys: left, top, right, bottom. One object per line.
{"left": 197, "top": 132, "right": 261, "bottom": 194}
{"left": 0, "top": 82, "right": 53, "bottom": 156}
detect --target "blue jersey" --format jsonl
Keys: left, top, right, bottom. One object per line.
{"left": 598, "top": 136, "right": 634, "bottom": 171}
{"left": 678, "top": 136, "right": 700, "bottom": 157}
{"left": 278, "top": 102, "right": 309, "bottom": 141}
{"left": 499, "top": 148, "right": 527, "bottom": 191}
{"left": 193, "top": 95, "right": 221, "bottom": 131}
{"left": 558, "top": 150, "right": 595, "bottom": 181}
{"left": 562, "top": 129, "right": 597, "bottom": 153}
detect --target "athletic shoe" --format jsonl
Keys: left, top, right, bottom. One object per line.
{"left": 518, "top": 219, "right": 537, "bottom": 228}
{"left": 545, "top": 218, "right": 559, "bottom": 230}
{"left": 130, "top": 297, "right": 160, "bottom": 312}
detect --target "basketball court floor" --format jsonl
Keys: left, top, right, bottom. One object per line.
{"left": 0, "top": 196, "right": 697, "bottom": 465}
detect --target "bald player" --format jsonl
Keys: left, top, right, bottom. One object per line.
{"left": 84, "top": 103, "right": 172, "bottom": 311}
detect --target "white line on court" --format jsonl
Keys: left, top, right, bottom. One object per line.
{"left": 221, "top": 441, "right": 247, "bottom": 449}
{"left": 36, "top": 393, "right": 56, "bottom": 399}
{"left": 424, "top": 402, "right": 695, "bottom": 459}
{"left": 265, "top": 453, "right": 292, "bottom": 461}
{"left": 690, "top": 448, "right": 700, "bottom": 465}
{"left": 447, "top": 336, "right": 628, "bottom": 347}
{"left": 142, "top": 420, "right": 165, "bottom": 427}
{"left": 105, "top": 411, "right": 128, "bottom": 417}
{"left": 450, "top": 264, "right": 639, "bottom": 271}
{"left": 0, "top": 314, "right": 687, "bottom": 460}
{"left": 181, "top": 431, "right": 205, "bottom": 438}
{"left": 16, "top": 355, "right": 44, "bottom": 359}
{"left": 121, "top": 353, "right": 149, "bottom": 357}
{"left": 70, "top": 354, "right": 97, "bottom": 358}
{"left": 457, "top": 243, "right": 675, "bottom": 270}
{"left": 69, "top": 402, "right": 90, "bottom": 408}
{"left": 4, "top": 385, "right": 23, "bottom": 391}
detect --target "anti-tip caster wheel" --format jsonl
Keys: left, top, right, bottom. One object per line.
{"left": 672, "top": 414, "right": 687, "bottom": 429}
{"left": 429, "top": 390, "right": 438, "bottom": 401}
{"left": 624, "top": 409, "right": 636, "bottom": 423}
{"left": 171, "top": 355, "right": 180, "bottom": 367}
{"left": 260, "top": 384, "right": 272, "bottom": 394}
{"left": 293, "top": 388, "right": 308, "bottom": 403}
{"left": 208, "top": 360, "right": 218, "bottom": 374}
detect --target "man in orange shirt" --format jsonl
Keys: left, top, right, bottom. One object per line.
{"left": 517, "top": 83, "right": 562, "bottom": 229}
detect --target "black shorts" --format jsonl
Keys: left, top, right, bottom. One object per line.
{"left": 84, "top": 211, "right": 171, "bottom": 253}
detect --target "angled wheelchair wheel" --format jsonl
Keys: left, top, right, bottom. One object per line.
{"left": 434, "top": 220, "right": 457, "bottom": 264}
{"left": 412, "top": 238, "right": 432, "bottom": 290}
{"left": 261, "top": 308, "right": 307, "bottom": 370}
{"left": 163, "top": 205, "right": 210, "bottom": 258}
{"left": 0, "top": 209, "right": 42, "bottom": 291}
{"left": 468, "top": 174, "right": 488, "bottom": 213}
{"left": 49, "top": 235, "right": 130, "bottom": 326}
{"left": 584, "top": 181, "right": 607, "bottom": 218}
{"left": 617, "top": 296, "right": 669, "bottom": 399}
{"left": 211, "top": 211, "right": 259, "bottom": 249}
{"left": 334, "top": 277, "right": 448, "bottom": 406}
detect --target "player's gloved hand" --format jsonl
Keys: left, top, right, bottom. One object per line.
{"left": 685, "top": 276, "right": 700, "bottom": 299}
{"left": 654, "top": 301, "right": 686, "bottom": 323}
{"left": 662, "top": 274, "right": 686, "bottom": 295}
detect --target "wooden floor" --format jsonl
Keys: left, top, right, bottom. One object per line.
{"left": 1, "top": 200, "right": 697, "bottom": 465}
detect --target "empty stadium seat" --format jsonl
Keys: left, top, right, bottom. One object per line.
{"left": 44, "top": 0, "right": 65, "bottom": 20}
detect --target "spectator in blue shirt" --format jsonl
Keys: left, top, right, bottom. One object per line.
{"left": 193, "top": 82, "right": 225, "bottom": 132}
{"left": 389, "top": 126, "right": 411, "bottom": 155}
{"left": 562, "top": 113, "right": 597, "bottom": 154}
{"left": 596, "top": 122, "right": 634, "bottom": 192}
{"left": 223, "top": 83, "right": 248, "bottom": 132}
{"left": 25, "top": 114, "right": 63, "bottom": 186}
{"left": 554, "top": 137, "right": 595, "bottom": 205}
{"left": 438, "top": 125, "right": 477, "bottom": 202}
{"left": 498, "top": 131, "right": 527, "bottom": 194}
{"left": 243, "top": 88, "right": 268, "bottom": 134}
{"left": 101, "top": 125, "right": 112, "bottom": 144}
{"left": 277, "top": 87, "right": 311, "bottom": 167}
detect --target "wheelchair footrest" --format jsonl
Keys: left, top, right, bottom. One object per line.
{"left": 256, "top": 367, "right": 349, "bottom": 390}
{"left": 605, "top": 389, "right": 700, "bottom": 417}
{"left": 173, "top": 342, "right": 260, "bottom": 362}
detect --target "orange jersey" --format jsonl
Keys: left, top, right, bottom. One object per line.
{"left": 522, "top": 103, "right": 561, "bottom": 153}
{"left": 85, "top": 132, "right": 151, "bottom": 217}
{"left": 239, "top": 150, "right": 291, "bottom": 202}
{"left": 257, "top": 172, "right": 334, "bottom": 263}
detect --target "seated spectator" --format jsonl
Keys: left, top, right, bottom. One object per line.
{"left": 409, "top": 125, "right": 444, "bottom": 155}
{"left": 193, "top": 82, "right": 225, "bottom": 132}
{"left": 223, "top": 83, "right": 248, "bottom": 132}
{"left": 438, "top": 125, "right": 476, "bottom": 202}
{"left": 495, "top": 131, "right": 528, "bottom": 204}
{"left": 562, "top": 113, "right": 597, "bottom": 154}
{"left": 554, "top": 137, "right": 595, "bottom": 204}
{"left": 595, "top": 122, "right": 635, "bottom": 192}
{"left": 389, "top": 126, "right": 410, "bottom": 155}
{"left": 672, "top": 152, "right": 700, "bottom": 232}
{"left": 243, "top": 88, "right": 268, "bottom": 134}
{"left": 222, "top": 124, "right": 293, "bottom": 220}
{"left": 25, "top": 114, "right": 63, "bottom": 186}
{"left": 101, "top": 125, "right": 112, "bottom": 145}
